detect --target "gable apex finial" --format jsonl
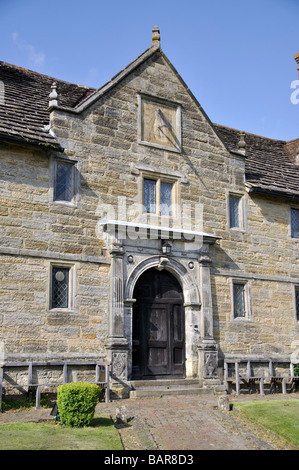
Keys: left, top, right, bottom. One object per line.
{"left": 152, "top": 26, "right": 160, "bottom": 48}
{"left": 295, "top": 52, "right": 299, "bottom": 79}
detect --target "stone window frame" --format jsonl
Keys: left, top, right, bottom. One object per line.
{"left": 139, "top": 169, "right": 180, "bottom": 223}
{"left": 230, "top": 278, "right": 252, "bottom": 321}
{"left": 50, "top": 155, "right": 80, "bottom": 207}
{"left": 47, "top": 261, "right": 77, "bottom": 313}
{"left": 294, "top": 285, "right": 299, "bottom": 322}
{"left": 227, "top": 191, "right": 247, "bottom": 232}
{"left": 290, "top": 206, "right": 299, "bottom": 239}
{"left": 137, "top": 93, "right": 182, "bottom": 153}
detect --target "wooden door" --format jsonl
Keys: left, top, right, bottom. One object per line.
{"left": 132, "top": 268, "right": 185, "bottom": 378}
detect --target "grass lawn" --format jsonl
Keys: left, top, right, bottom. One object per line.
{"left": 233, "top": 399, "right": 299, "bottom": 448}
{"left": 0, "top": 415, "right": 124, "bottom": 450}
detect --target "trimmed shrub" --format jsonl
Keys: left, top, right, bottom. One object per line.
{"left": 57, "top": 382, "right": 101, "bottom": 427}
{"left": 294, "top": 363, "right": 299, "bottom": 377}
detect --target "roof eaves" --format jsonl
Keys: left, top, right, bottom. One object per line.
{"left": 246, "top": 182, "right": 299, "bottom": 201}
{"left": 0, "top": 131, "right": 63, "bottom": 151}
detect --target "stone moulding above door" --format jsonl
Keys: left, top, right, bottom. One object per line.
{"left": 124, "top": 255, "right": 201, "bottom": 308}
{"left": 97, "top": 219, "right": 221, "bottom": 245}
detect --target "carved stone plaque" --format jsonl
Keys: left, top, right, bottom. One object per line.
{"left": 204, "top": 351, "right": 217, "bottom": 377}
{"left": 138, "top": 95, "right": 181, "bottom": 152}
{"left": 112, "top": 352, "right": 127, "bottom": 380}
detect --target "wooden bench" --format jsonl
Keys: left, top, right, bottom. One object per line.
{"left": 0, "top": 361, "right": 110, "bottom": 411}
{"left": 224, "top": 358, "right": 298, "bottom": 395}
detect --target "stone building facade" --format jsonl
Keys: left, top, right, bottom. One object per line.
{"left": 0, "top": 28, "right": 298, "bottom": 394}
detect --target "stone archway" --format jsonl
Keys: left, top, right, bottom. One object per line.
{"left": 125, "top": 256, "right": 201, "bottom": 379}
{"left": 132, "top": 267, "right": 185, "bottom": 379}
{"left": 125, "top": 256, "right": 200, "bottom": 306}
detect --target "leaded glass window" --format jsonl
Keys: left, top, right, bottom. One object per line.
{"left": 291, "top": 208, "right": 299, "bottom": 238}
{"left": 144, "top": 179, "right": 156, "bottom": 213}
{"left": 295, "top": 288, "right": 299, "bottom": 321}
{"left": 229, "top": 196, "right": 240, "bottom": 228}
{"left": 55, "top": 162, "right": 73, "bottom": 202}
{"left": 233, "top": 283, "right": 246, "bottom": 318}
{"left": 143, "top": 177, "right": 173, "bottom": 216}
{"left": 160, "top": 182, "right": 172, "bottom": 216}
{"left": 52, "top": 267, "right": 69, "bottom": 309}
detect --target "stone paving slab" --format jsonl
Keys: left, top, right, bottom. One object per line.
{"left": 97, "top": 393, "right": 299, "bottom": 451}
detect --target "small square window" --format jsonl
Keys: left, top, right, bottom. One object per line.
{"left": 291, "top": 208, "right": 299, "bottom": 238}
{"left": 232, "top": 280, "right": 251, "bottom": 320}
{"left": 54, "top": 161, "right": 74, "bottom": 202}
{"left": 228, "top": 194, "right": 246, "bottom": 231}
{"left": 52, "top": 158, "right": 79, "bottom": 205}
{"left": 51, "top": 267, "right": 70, "bottom": 309}
{"left": 229, "top": 195, "right": 240, "bottom": 228}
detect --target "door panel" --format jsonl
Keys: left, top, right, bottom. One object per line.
{"left": 132, "top": 268, "right": 185, "bottom": 379}
{"left": 171, "top": 303, "right": 185, "bottom": 375}
{"left": 144, "top": 303, "right": 169, "bottom": 376}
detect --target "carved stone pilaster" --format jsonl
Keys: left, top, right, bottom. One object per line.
{"left": 109, "top": 242, "right": 125, "bottom": 338}
{"left": 198, "top": 243, "right": 219, "bottom": 378}
{"left": 198, "top": 244, "right": 213, "bottom": 340}
{"left": 198, "top": 339, "right": 219, "bottom": 379}
{"left": 107, "top": 240, "right": 129, "bottom": 382}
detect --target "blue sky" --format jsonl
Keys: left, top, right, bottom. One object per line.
{"left": 0, "top": 0, "right": 298, "bottom": 141}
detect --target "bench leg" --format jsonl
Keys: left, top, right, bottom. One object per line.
{"left": 35, "top": 386, "right": 41, "bottom": 409}
{"left": 259, "top": 378, "right": 264, "bottom": 395}
{"left": 282, "top": 378, "right": 287, "bottom": 395}
{"left": 0, "top": 367, "right": 3, "bottom": 412}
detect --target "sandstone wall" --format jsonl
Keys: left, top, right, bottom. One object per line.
{"left": 0, "top": 49, "right": 298, "bottom": 370}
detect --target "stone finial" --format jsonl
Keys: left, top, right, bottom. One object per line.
{"left": 115, "top": 406, "right": 128, "bottom": 424}
{"left": 294, "top": 53, "right": 299, "bottom": 79}
{"left": 49, "top": 82, "right": 59, "bottom": 108}
{"left": 218, "top": 395, "right": 230, "bottom": 411}
{"left": 238, "top": 131, "right": 246, "bottom": 155}
{"left": 152, "top": 26, "right": 160, "bottom": 48}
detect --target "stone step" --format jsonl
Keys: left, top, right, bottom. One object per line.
{"left": 130, "top": 378, "right": 202, "bottom": 389}
{"left": 129, "top": 378, "right": 225, "bottom": 398}
{"left": 129, "top": 387, "right": 211, "bottom": 398}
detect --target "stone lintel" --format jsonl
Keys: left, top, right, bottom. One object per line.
{"left": 98, "top": 219, "right": 220, "bottom": 244}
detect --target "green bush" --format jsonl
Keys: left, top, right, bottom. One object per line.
{"left": 57, "top": 382, "right": 101, "bottom": 427}
{"left": 294, "top": 363, "right": 299, "bottom": 377}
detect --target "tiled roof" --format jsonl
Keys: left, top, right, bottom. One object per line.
{"left": 214, "top": 124, "right": 299, "bottom": 199}
{"left": 0, "top": 61, "right": 95, "bottom": 148}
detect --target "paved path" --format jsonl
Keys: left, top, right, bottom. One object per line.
{"left": 96, "top": 394, "right": 298, "bottom": 451}
{"left": 1, "top": 393, "right": 298, "bottom": 450}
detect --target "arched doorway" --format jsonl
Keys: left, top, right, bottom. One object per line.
{"left": 132, "top": 267, "right": 185, "bottom": 379}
